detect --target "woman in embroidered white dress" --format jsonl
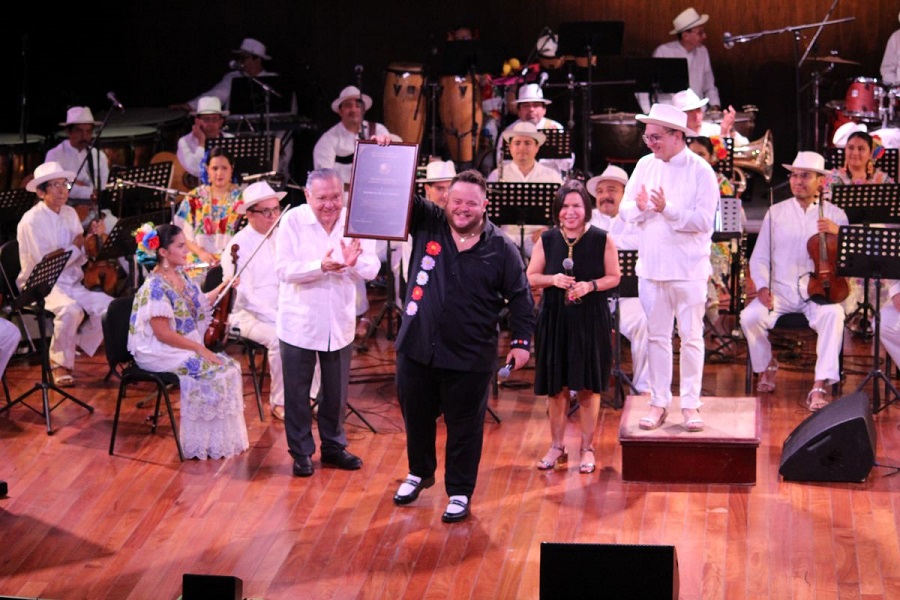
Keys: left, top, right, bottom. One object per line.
{"left": 127, "top": 222, "right": 249, "bottom": 460}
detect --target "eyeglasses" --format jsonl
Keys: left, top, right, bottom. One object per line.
{"left": 45, "top": 181, "right": 72, "bottom": 191}
{"left": 642, "top": 132, "right": 672, "bottom": 145}
{"left": 247, "top": 206, "right": 282, "bottom": 218}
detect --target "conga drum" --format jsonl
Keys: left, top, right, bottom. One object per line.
{"left": 383, "top": 62, "right": 426, "bottom": 145}
{"left": 0, "top": 133, "right": 45, "bottom": 191}
{"left": 439, "top": 74, "right": 482, "bottom": 164}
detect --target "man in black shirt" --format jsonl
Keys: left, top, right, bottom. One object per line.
{"left": 391, "top": 169, "right": 535, "bottom": 523}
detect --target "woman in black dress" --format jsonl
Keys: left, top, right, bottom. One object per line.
{"left": 527, "top": 180, "right": 621, "bottom": 474}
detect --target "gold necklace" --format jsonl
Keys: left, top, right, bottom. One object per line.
{"left": 559, "top": 225, "right": 586, "bottom": 260}
{"left": 456, "top": 222, "right": 483, "bottom": 244}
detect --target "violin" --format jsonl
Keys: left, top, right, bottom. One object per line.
{"left": 83, "top": 221, "right": 121, "bottom": 297}
{"left": 204, "top": 244, "right": 238, "bottom": 351}
{"left": 806, "top": 199, "right": 849, "bottom": 305}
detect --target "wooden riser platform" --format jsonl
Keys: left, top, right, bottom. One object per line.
{"left": 618, "top": 395, "right": 761, "bottom": 485}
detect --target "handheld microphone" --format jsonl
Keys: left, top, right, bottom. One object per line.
{"left": 498, "top": 358, "right": 516, "bottom": 379}
{"left": 107, "top": 92, "right": 124, "bottom": 111}
{"left": 723, "top": 33, "right": 735, "bottom": 50}
{"left": 562, "top": 257, "right": 574, "bottom": 277}
{"left": 538, "top": 71, "right": 549, "bottom": 87}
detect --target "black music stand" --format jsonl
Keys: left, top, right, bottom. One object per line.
{"left": 486, "top": 182, "right": 559, "bottom": 261}
{"left": 714, "top": 136, "right": 736, "bottom": 183}
{"left": 206, "top": 136, "right": 280, "bottom": 181}
{"left": 629, "top": 57, "right": 689, "bottom": 107}
{"left": 831, "top": 183, "right": 900, "bottom": 338}
{"left": 0, "top": 249, "right": 94, "bottom": 434}
{"left": 836, "top": 225, "right": 900, "bottom": 412}
{"left": 106, "top": 162, "right": 176, "bottom": 219}
{"left": 0, "top": 189, "right": 35, "bottom": 243}
{"left": 96, "top": 211, "right": 169, "bottom": 302}
{"left": 708, "top": 198, "right": 746, "bottom": 361}
{"left": 608, "top": 249, "right": 639, "bottom": 409}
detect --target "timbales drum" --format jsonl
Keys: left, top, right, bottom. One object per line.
{"left": 383, "top": 62, "right": 426, "bottom": 145}
{"left": 96, "top": 126, "right": 158, "bottom": 168}
{"left": 844, "top": 77, "right": 884, "bottom": 120}
{"left": 439, "top": 74, "right": 482, "bottom": 164}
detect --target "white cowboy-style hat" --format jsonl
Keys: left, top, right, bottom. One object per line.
{"left": 586, "top": 165, "right": 629, "bottom": 197}
{"left": 191, "top": 96, "right": 229, "bottom": 117}
{"left": 416, "top": 160, "right": 457, "bottom": 183}
{"left": 331, "top": 86, "right": 373, "bottom": 115}
{"left": 670, "top": 7, "right": 710, "bottom": 35}
{"left": 635, "top": 103, "right": 695, "bottom": 136}
{"left": 782, "top": 151, "right": 830, "bottom": 176}
{"left": 237, "top": 181, "right": 287, "bottom": 214}
{"left": 515, "top": 83, "right": 552, "bottom": 105}
{"left": 501, "top": 121, "right": 547, "bottom": 146}
{"left": 233, "top": 38, "right": 270, "bottom": 60}
{"left": 27, "top": 161, "right": 76, "bottom": 193}
{"left": 671, "top": 89, "right": 709, "bottom": 112}
{"left": 832, "top": 122, "right": 868, "bottom": 148}
{"left": 60, "top": 106, "right": 99, "bottom": 127}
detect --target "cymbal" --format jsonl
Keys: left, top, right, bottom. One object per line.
{"left": 810, "top": 56, "right": 860, "bottom": 65}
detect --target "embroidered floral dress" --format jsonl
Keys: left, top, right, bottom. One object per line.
{"left": 174, "top": 184, "right": 244, "bottom": 264}
{"left": 127, "top": 270, "right": 249, "bottom": 460}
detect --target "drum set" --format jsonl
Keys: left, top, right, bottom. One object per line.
{"left": 825, "top": 76, "right": 900, "bottom": 146}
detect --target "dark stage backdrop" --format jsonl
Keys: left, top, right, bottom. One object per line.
{"left": 1, "top": 0, "right": 895, "bottom": 182}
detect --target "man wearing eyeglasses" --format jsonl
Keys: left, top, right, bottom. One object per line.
{"left": 618, "top": 104, "right": 718, "bottom": 433}
{"left": 16, "top": 162, "right": 114, "bottom": 387}
{"left": 221, "top": 181, "right": 287, "bottom": 420}
{"left": 740, "top": 152, "right": 848, "bottom": 413}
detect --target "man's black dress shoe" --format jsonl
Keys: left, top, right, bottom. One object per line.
{"left": 393, "top": 475, "right": 436, "bottom": 506}
{"left": 293, "top": 455, "right": 314, "bottom": 477}
{"left": 441, "top": 498, "right": 470, "bottom": 523}
{"left": 320, "top": 448, "right": 363, "bottom": 470}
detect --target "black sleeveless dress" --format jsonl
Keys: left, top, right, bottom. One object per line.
{"left": 533, "top": 226, "right": 612, "bottom": 396}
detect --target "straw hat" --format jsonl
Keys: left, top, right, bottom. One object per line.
{"left": 501, "top": 121, "right": 547, "bottom": 146}
{"left": 832, "top": 122, "right": 867, "bottom": 148}
{"left": 27, "top": 161, "right": 76, "bottom": 193}
{"left": 515, "top": 83, "right": 552, "bottom": 105}
{"left": 635, "top": 104, "right": 695, "bottom": 136}
{"left": 416, "top": 160, "right": 457, "bottom": 183}
{"left": 671, "top": 89, "right": 709, "bottom": 112}
{"left": 60, "top": 107, "right": 99, "bottom": 127}
{"left": 586, "top": 165, "right": 629, "bottom": 197}
{"left": 191, "top": 96, "right": 229, "bottom": 117}
{"left": 233, "top": 38, "right": 270, "bottom": 60}
{"left": 331, "top": 86, "right": 373, "bottom": 114}
{"left": 782, "top": 151, "right": 830, "bottom": 176}
{"left": 237, "top": 181, "right": 287, "bottom": 214}
{"left": 670, "top": 7, "right": 709, "bottom": 35}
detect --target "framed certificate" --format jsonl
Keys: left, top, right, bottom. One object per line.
{"left": 344, "top": 140, "right": 419, "bottom": 240}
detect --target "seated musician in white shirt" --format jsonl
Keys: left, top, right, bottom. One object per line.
{"left": 496, "top": 84, "right": 573, "bottom": 177}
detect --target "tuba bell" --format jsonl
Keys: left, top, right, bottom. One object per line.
{"left": 732, "top": 129, "right": 774, "bottom": 196}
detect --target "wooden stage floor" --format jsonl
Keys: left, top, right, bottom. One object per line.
{"left": 3, "top": 294, "right": 900, "bottom": 599}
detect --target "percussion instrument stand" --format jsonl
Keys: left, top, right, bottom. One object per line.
{"left": 608, "top": 250, "right": 639, "bottom": 409}
{"left": 356, "top": 241, "right": 402, "bottom": 351}
{"left": 836, "top": 225, "right": 900, "bottom": 413}
{"left": 0, "top": 250, "right": 94, "bottom": 435}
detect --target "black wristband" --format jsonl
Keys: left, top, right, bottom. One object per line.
{"left": 591, "top": 280, "right": 598, "bottom": 292}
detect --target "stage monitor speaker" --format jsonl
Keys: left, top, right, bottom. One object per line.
{"left": 182, "top": 573, "right": 243, "bottom": 600}
{"left": 779, "top": 391, "right": 875, "bottom": 483}
{"left": 540, "top": 542, "right": 678, "bottom": 599}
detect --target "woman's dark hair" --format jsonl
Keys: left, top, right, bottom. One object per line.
{"left": 136, "top": 223, "right": 183, "bottom": 269}
{"left": 687, "top": 136, "right": 714, "bottom": 156}
{"left": 847, "top": 131, "right": 874, "bottom": 149}
{"left": 200, "top": 146, "right": 236, "bottom": 185}
{"left": 550, "top": 180, "right": 592, "bottom": 226}
{"left": 843, "top": 131, "right": 876, "bottom": 178}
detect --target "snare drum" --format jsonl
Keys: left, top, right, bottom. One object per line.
{"left": 383, "top": 62, "right": 426, "bottom": 145}
{"left": 0, "top": 133, "right": 45, "bottom": 191}
{"left": 439, "top": 74, "right": 483, "bottom": 163}
{"left": 96, "top": 126, "right": 159, "bottom": 168}
{"left": 845, "top": 77, "right": 884, "bottom": 119}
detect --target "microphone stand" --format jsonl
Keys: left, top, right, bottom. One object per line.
{"left": 236, "top": 63, "right": 283, "bottom": 165}
{"left": 18, "top": 34, "right": 29, "bottom": 147}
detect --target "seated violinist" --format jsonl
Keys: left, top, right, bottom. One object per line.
{"left": 17, "top": 162, "right": 114, "bottom": 387}
{"left": 740, "top": 152, "right": 848, "bottom": 412}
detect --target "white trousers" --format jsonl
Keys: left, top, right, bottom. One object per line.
{"left": 638, "top": 279, "right": 707, "bottom": 410}
{"left": 44, "top": 283, "right": 113, "bottom": 369}
{"left": 230, "top": 314, "right": 284, "bottom": 408}
{"left": 740, "top": 296, "right": 844, "bottom": 385}
{"left": 879, "top": 301, "right": 900, "bottom": 376}
{"left": 0, "top": 318, "right": 22, "bottom": 377}
{"left": 610, "top": 296, "right": 649, "bottom": 394}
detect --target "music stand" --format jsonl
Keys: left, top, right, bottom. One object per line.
{"left": 714, "top": 136, "right": 736, "bottom": 183}
{"left": 708, "top": 198, "right": 746, "bottom": 360}
{"left": 0, "top": 189, "right": 35, "bottom": 242}
{"left": 486, "top": 182, "right": 559, "bottom": 261}
{"left": 96, "top": 210, "right": 169, "bottom": 300}
{"left": 356, "top": 240, "right": 403, "bottom": 352}
{"left": 830, "top": 183, "right": 900, "bottom": 338}
{"left": 629, "top": 57, "right": 689, "bottom": 106}
{"left": 0, "top": 249, "right": 94, "bottom": 434}
{"left": 106, "top": 162, "right": 176, "bottom": 219}
{"left": 836, "top": 225, "right": 900, "bottom": 412}
{"left": 206, "top": 136, "right": 280, "bottom": 181}
{"left": 609, "top": 249, "right": 639, "bottom": 409}
{"left": 824, "top": 148, "right": 899, "bottom": 183}
{"left": 228, "top": 76, "right": 295, "bottom": 118}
